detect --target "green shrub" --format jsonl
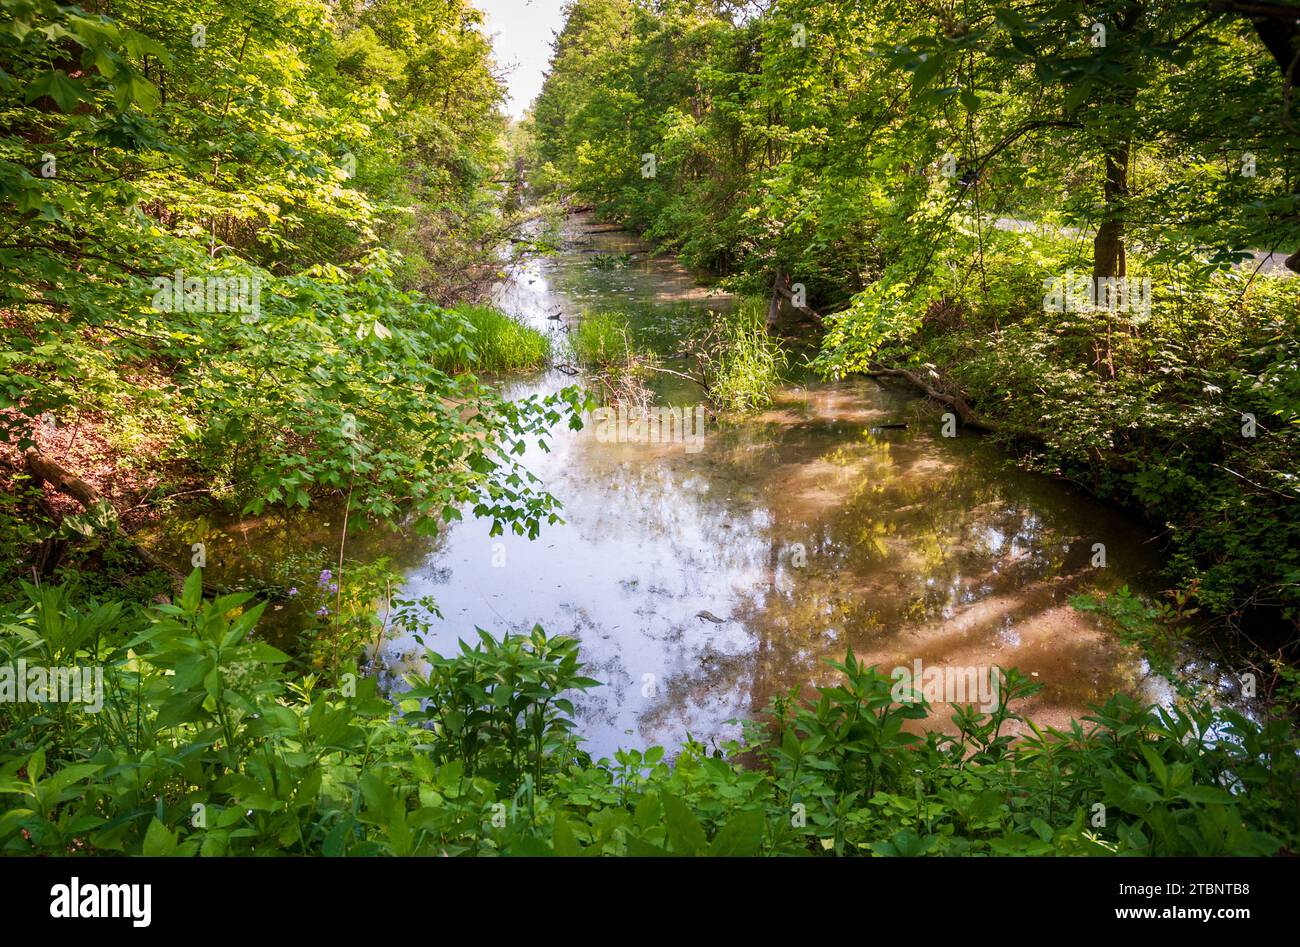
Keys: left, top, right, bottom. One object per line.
{"left": 1, "top": 574, "right": 1294, "bottom": 856}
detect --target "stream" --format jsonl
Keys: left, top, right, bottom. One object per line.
{"left": 162, "top": 214, "right": 1180, "bottom": 760}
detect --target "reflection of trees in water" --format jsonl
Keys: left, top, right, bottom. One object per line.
{"left": 635, "top": 642, "right": 756, "bottom": 753}
{"left": 186, "top": 368, "right": 1151, "bottom": 749}
{"left": 552, "top": 455, "right": 773, "bottom": 592}
{"left": 153, "top": 497, "right": 440, "bottom": 599}
{"left": 539, "top": 241, "right": 1158, "bottom": 742}
{"left": 710, "top": 407, "right": 1148, "bottom": 729}
{"left": 543, "top": 397, "right": 1059, "bottom": 733}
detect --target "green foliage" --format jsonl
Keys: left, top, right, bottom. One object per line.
{"left": 691, "top": 299, "right": 787, "bottom": 411}
{"left": 1, "top": 574, "right": 1294, "bottom": 856}
{"left": 0, "top": 0, "right": 584, "bottom": 580}
{"left": 401, "top": 627, "right": 599, "bottom": 800}
{"left": 571, "top": 311, "right": 636, "bottom": 368}
{"left": 532, "top": 0, "right": 1300, "bottom": 629}
{"left": 568, "top": 310, "right": 660, "bottom": 405}
{"left": 873, "top": 256, "right": 1300, "bottom": 626}
{"left": 432, "top": 304, "right": 552, "bottom": 375}
{"left": 588, "top": 252, "right": 631, "bottom": 270}
{"left": 3, "top": 0, "right": 1298, "bottom": 862}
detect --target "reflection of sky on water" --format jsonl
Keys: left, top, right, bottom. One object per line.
{"left": 379, "top": 216, "right": 1173, "bottom": 760}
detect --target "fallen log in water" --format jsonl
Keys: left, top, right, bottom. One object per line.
{"left": 863, "top": 365, "right": 1002, "bottom": 434}
{"left": 15, "top": 448, "right": 252, "bottom": 598}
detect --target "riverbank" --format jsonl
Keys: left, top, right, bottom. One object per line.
{"left": 528, "top": 0, "right": 1300, "bottom": 704}
{"left": 819, "top": 276, "right": 1300, "bottom": 709}
{"left": 3, "top": 210, "right": 1297, "bottom": 858}
{"left": 560, "top": 207, "right": 1300, "bottom": 713}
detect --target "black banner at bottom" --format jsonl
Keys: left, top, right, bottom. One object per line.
{"left": 0, "top": 855, "right": 1290, "bottom": 935}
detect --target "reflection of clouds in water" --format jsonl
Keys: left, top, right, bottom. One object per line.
{"left": 383, "top": 214, "right": 1170, "bottom": 757}
{"left": 161, "top": 213, "right": 1193, "bottom": 759}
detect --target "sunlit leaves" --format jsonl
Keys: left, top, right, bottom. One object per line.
{"left": 0, "top": 0, "right": 562, "bottom": 545}
{"left": 113, "top": 74, "right": 160, "bottom": 113}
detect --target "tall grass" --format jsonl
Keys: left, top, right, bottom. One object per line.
{"left": 433, "top": 304, "right": 551, "bottom": 374}
{"left": 574, "top": 304, "right": 786, "bottom": 410}
{"left": 701, "top": 299, "right": 787, "bottom": 411}
{"left": 570, "top": 310, "right": 635, "bottom": 366}
{"left": 569, "top": 310, "right": 657, "bottom": 406}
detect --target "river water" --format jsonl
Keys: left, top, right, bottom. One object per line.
{"left": 166, "top": 214, "right": 1178, "bottom": 760}
{"left": 391, "top": 214, "right": 1177, "bottom": 755}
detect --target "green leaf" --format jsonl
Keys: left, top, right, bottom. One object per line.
{"left": 142, "top": 817, "right": 177, "bottom": 856}
{"left": 1139, "top": 746, "right": 1168, "bottom": 788}
{"left": 993, "top": 7, "right": 1029, "bottom": 31}
{"left": 154, "top": 691, "right": 207, "bottom": 729}
{"left": 180, "top": 568, "right": 203, "bottom": 612}
{"left": 507, "top": 834, "right": 554, "bottom": 856}
{"left": 552, "top": 814, "right": 582, "bottom": 856}
{"left": 1010, "top": 34, "right": 1036, "bottom": 57}
{"left": 43, "top": 763, "right": 103, "bottom": 797}
{"left": 1063, "top": 79, "right": 1092, "bottom": 113}
{"left": 706, "top": 808, "right": 765, "bottom": 857}
{"left": 910, "top": 54, "right": 944, "bottom": 94}
{"left": 661, "top": 793, "right": 707, "bottom": 855}
{"left": 27, "top": 747, "right": 46, "bottom": 783}
{"left": 249, "top": 641, "right": 291, "bottom": 664}
{"left": 1178, "top": 785, "right": 1233, "bottom": 806}
{"left": 624, "top": 833, "right": 670, "bottom": 856}
{"left": 24, "top": 70, "right": 86, "bottom": 112}
{"left": 115, "top": 74, "right": 160, "bottom": 113}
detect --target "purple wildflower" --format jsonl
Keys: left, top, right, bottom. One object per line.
{"left": 315, "top": 606, "right": 330, "bottom": 618}
{"left": 317, "top": 569, "right": 332, "bottom": 587}
{"left": 287, "top": 587, "right": 299, "bottom": 598}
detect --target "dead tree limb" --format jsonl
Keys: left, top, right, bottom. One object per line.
{"left": 771, "top": 279, "right": 826, "bottom": 327}
{"left": 23, "top": 448, "right": 106, "bottom": 510}
{"left": 19, "top": 448, "right": 236, "bottom": 597}
{"left": 862, "top": 364, "right": 1135, "bottom": 475}
{"left": 863, "top": 365, "right": 1003, "bottom": 433}
{"left": 766, "top": 268, "right": 787, "bottom": 329}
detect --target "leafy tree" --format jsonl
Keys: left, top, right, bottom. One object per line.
{"left": 1, "top": 0, "right": 583, "bottom": 581}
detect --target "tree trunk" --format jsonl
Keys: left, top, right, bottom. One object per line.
{"left": 511, "top": 156, "right": 526, "bottom": 210}
{"left": 1244, "top": 12, "right": 1300, "bottom": 271}
{"left": 1093, "top": 147, "right": 1129, "bottom": 280}
{"left": 767, "top": 268, "right": 787, "bottom": 329}
{"left": 1092, "top": 144, "right": 1130, "bottom": 378}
